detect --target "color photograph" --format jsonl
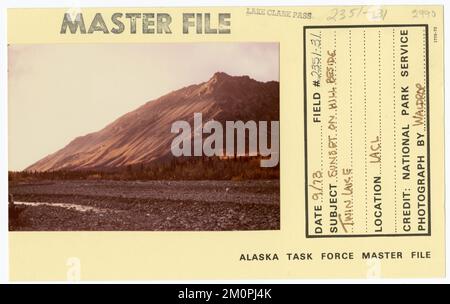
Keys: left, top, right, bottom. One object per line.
{"left": 8, "top": 43, "right": 280, "bottom": 231}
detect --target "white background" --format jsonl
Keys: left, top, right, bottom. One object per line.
{"left": 0, "top": 0, "right": 448, "bottom": 284}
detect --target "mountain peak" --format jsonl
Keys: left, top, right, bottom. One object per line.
{"left": 203, "top": 72, "right": 252, "bottom": 91}
{"left": 209, "top": 71, "right": 232, "bottom": 82}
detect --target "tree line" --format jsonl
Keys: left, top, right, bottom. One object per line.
{"left": 9, "top": 156, "right": 279, "bottom": 182}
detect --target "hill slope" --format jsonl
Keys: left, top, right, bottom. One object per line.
{"left": 26, "top": 72, "right": 279, "bottom": 172}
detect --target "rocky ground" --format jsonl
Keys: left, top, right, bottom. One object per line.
{"left": 9, "top": 180, "right": 279, "bottom": 231}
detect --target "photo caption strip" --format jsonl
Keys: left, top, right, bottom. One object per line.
{"left": 304, "top": 25, "right": 430, "bottom": 238}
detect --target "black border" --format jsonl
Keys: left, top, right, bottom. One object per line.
{"left": 303, "top": 24, "right": 431, "bottom": 238}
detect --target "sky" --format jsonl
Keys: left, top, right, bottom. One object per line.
{"left": 8, "top": 43, "right": 279, "bottom": 171}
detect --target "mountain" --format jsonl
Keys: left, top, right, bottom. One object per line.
{"left": 26, "top": 72, "right": 279, "bottom": 172}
